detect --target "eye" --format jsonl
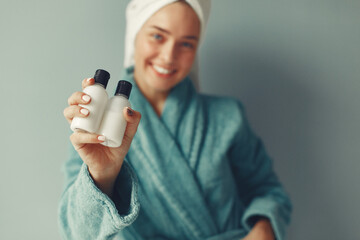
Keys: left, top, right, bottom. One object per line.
{"left": 182, "top": 42, "right": 194, "bottom": 49}
{"left": 152, "top": 33, "right": 163, "bottom": 40}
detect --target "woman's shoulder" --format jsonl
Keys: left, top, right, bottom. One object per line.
{"left": 198, "top": 93, "right": 244, "bottom": 112}
{"left": 197, "top": 93, "right": 246, "bottom": 126}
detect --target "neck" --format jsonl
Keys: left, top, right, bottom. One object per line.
{"left": 144, "top": 91, "right": 168, "bottom": 117}
{"left": 133, "top": 74, "right": 169, "bottom": 117}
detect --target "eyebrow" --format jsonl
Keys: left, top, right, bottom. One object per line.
{"left": 150, "top": 25, "right": 199, "bottom": 40}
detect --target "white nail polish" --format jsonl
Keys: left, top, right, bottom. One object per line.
{"left": 98, "top": 80, "right": 132, "bottom": 148}
{"left": 98, "top": 135, "right": 106, "bottom": 141}
{"left": 82, "top": 95, "right": 90, "bottom": 102}
{"left": 80, "top": 108, "right": 89, "bottom": 115}
{"left": 71, "top": 69, "right": 109, "bottom": 133}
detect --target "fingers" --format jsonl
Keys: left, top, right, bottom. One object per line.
{"left": 67, "top": 91, "right": 91, "bottom": 106}
{"left": 65, "top": 90, "right": 91, "bottom": 124}
{"left": 121, "top": 107, "right": 141, "bottom": 148}
{"left": 63, "top": 105, "right": 90, "bottom": 123}
{"left": 82, "top": 77, "right": 94, "bottom": 90}
{"left": 70, "top": 131, "right": 105, "bottom": 149}
{"left": 64, "top": 78, "right": 93, "bottom": 124}
{"left": 67, "top": 77, "right": 94, "bottom": 106}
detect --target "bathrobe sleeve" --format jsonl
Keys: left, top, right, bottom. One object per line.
{"left": 229, "top": 102, "right": 292, "bottom": 240}
{"left": 58, "top": 145, "right": 140, "bottom": 240}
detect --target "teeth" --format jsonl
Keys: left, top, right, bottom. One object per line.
{"left": 153, "top": 65, "right": 173, "bottom": 74}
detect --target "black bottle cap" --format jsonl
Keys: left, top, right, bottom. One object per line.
{"left": 94, "top": 69, "right": 110, "bottom": 88}
{"left": 115, "top": 80, "right": 132, "bottom": 99}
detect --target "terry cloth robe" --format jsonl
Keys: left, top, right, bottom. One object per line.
{"left": 58, "top": 67, "right": 292, "bottom": 240}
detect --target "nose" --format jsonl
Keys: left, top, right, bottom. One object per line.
{"left": 159, "top": 41, "right": 176, "bottom": 64}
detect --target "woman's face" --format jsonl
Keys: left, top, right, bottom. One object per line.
{"left": 134, "top": 2, "right": 200, "bottom": 97}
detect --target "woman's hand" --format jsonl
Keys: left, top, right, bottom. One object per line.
{"left": 242, "top": 218, "right": 275, "bottom": 240}
{"left": 63, "top": 77, "right": 141, "bottom": 198}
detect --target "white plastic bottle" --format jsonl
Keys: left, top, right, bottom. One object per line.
{"left": 71, "top": 69, "right": 110, "bottom": 133}
{"left": 98, "top": 80, "right": 132, "bottom": 148}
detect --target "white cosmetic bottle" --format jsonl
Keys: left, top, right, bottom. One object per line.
{"left": 71, "top": 69, "right": 110, "bottom": 133}
{"left": 98, "top": 80, "right": 132, "bottom": 148}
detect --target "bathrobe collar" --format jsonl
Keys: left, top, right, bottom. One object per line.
{"left": 124, "top": 67, "right": 218, "bottom": 238}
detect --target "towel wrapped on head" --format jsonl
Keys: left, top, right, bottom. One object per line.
{"left": 123, "top": 0, "right": 212, "bottom": 89}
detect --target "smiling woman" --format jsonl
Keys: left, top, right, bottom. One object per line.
{"left": 59, "top": 1, "right": 292, "bottom": 240}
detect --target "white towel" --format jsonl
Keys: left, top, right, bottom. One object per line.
{"left": 124, "top": 0, "right": 211, "bottom": 90}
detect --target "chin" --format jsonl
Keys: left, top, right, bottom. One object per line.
{"left": 151, "top": 80, "right": 176, "bottom": 93}
{"left": 149, "top": 73, "right": 185, "bottom": 91}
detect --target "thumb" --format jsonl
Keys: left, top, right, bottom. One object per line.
{"left": 120, "top": 107, "right": 141, "bottom": 150}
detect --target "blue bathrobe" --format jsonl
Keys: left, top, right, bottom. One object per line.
{"left": 58, "top": 67, "right": 292, "bottom": 240}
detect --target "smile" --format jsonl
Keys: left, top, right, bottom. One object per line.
{"left": 152, "top": 65, "right": 175, "bottom": 75}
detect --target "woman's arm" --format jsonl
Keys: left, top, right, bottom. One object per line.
{"left": 230, "top": 102, "right": 292, "bottom": 240}
{"left": 58, "top": 147, "right": 140, "bottom": 240}
{"left": 59, "top": 77, "right": 141, "bottom": 239}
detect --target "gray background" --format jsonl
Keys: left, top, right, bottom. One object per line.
{"left": 1, "top": 0, "right": 359, "bottom": 239}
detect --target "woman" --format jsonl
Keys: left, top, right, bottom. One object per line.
{"left": 60, "top": 1, "right": 292, "bottom": 239}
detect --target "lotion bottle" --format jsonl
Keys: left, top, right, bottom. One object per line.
{"left": 98, "top": 80, "right": 132, "bottom": 147}
{"left": 71, "top": 69, "right": 110, "bottom": 133}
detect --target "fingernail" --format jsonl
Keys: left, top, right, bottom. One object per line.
{"left": 127, "top": 107, "right": 134, "bottom": 116}
{"left": 87, "top": 78, "right": 92, "bottom": 82}
{"left": 80, "top": 108, "right": 89, "bottom": 116}
{"left": 98, "top": 135, "right": 105, "bottom": 141}
{"left": 82, "top": 95, "right": 90, "bottom": 102}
